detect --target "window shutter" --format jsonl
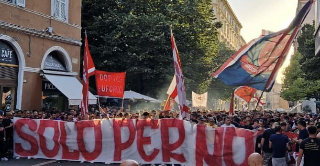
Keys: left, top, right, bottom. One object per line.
{"left": 51, "top": 0, "right": 55, "bottom": 17}
{"left": 16, "top": 0, "right": 25, "bottom": 8}
{"left": 65, "top": 0, "right": 69, "bottom": 22}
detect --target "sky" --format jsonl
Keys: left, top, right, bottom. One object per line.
{"left": 228, "top": 0, "right": 298, "bottom": 83}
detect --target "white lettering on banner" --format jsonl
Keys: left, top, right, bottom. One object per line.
{"left": 100, "top": 85, "right": 123, "bottom": 93}
{"left": 13, "top": 118, "right": 258, "bottom": 165}
{"left": 99, "top": 74, "right": 124, "bottom": 83}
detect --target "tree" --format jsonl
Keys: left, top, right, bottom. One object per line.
{"left": 81, "top": 0, "right": 220, "bottom": 99}
{"left": 281, "top": 23, "right": 320, "bottom": 101}
{"left": 208, "top": 43, "right": 236, "bottom": 100}
{"left": 298, "top": 22, "right": 320, "bottom": 80}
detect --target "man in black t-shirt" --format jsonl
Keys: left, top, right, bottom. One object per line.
{"left": 0, "top": 116, "right": 7, "bottom": 161}
{"left": 297, "top": 126, "right": 320, "bottom": 166}
{"left": 261, "top": 122, "right": 277, "bottom": 166}
{"left": 295, "top": 120, "right": 309, "bottom": 152}
{"left": 2, "top": 112, "right": 13, "bottom": 150}
{"left": 255, "top": 134, "right": 263, "bottom": 154}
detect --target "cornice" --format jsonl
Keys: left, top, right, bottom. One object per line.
{"left": 0, "top": 1, "right": 81, "bottom": 29}
{"left": 0, "top": 20, "right": 82, "bottom": 46}
{"left": 219, "top": 0, "right": 243, "bottom": 28}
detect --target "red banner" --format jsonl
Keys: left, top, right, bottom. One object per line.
{"left": 95, "top": 70, "right": 125, "bottom": 98}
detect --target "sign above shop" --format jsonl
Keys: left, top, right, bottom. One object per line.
{"left": 42, "top": 81, "right": 59, "bottom": 92}
{"left": 0, "top": 40, "right": 18, "bottom": 65}
{"left": 43, "top": 51, "right": 67, "bottom": 71}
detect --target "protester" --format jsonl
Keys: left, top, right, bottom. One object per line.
{"left": 221, "top": 117, "right": 235, "bottom": 127}
{"left": 208, "top": 117, "right": 218, "bottom": 128}
{"left": 0, "top": 116, "right": 7, "bottom": 161}
{"left": 297, "top": 125, "right": 320, "bottom": 166}
{"left": 261, "top": 122, "right": 278, "bottom": 166}
{"left": 294, "top": 120, "right": 309, "bottom": 152}
{"left": 269, "top": 126, "right": 290, "bottom": 166}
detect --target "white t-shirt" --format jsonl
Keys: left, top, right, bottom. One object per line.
{"left": 221, "top": 124, "right": 235, "bottom": 127}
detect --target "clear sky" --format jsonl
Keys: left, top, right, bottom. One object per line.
{"left": 228, "top": 0, "right": 298, "bottom": 83}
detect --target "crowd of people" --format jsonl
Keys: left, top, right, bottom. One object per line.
{"left": 1, "top": 108, "right": 320, "bottom": 165}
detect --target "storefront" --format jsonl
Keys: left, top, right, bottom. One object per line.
{"left": 40, "top": 47, "right": 96, "bottom": 111}
{"left": 0, "top": 40, "right": 18, "bottom": 111}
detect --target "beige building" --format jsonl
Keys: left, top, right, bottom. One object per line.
{"left": 264, "top": 83, "right": 289, "bottom": 110}
{"left": 294, "top": 0, "right": 316, "bottom": 49}
{"left": 297, "top": 0, "right": 316, "bottom": 25}
{"left": 0, "top": 0, "right": 96, "bottom": 111}
{"left": 212, "top": 0, "right": 246, "bottom": 50}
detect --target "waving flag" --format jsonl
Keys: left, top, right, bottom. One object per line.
{"left": 171, "top": 30, "right": 188, "bottom": 118}
{"left": 213, "top": 0, "right": 313, "bottom": 92}
{"left": 253, "top": 96, "right": 265, "bottom": 106}
{"left": 81, "top": 33, "right": 95, "bottom": 118}
{"left": 164, "top": 75, "right": 178, "bottom": 111}
{"left": 234, "top": 86, "right": 257, "bottom": 104}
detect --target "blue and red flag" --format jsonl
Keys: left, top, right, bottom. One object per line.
{"left": 213, "top": 0, "right": 313, "bottom": 92}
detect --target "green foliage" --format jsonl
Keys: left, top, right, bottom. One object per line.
{"left": 81, "top": 0, "right": 220, "bottom": 99}
{"left": 208, "top": 43, "right": 236, "bottom": 100}
{"left": 281, "top": 23, "right": 320, "bottom": 101}
{"left": 298, "top": 22, "right": 320, "bottom": 80}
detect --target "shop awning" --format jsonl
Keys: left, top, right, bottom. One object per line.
{"left": 44, "top": 74, "right": 97, "bottom": 105}
{"left": 97, "top": 90, "right": 162, "bottom": 103}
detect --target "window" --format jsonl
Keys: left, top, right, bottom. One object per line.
{"left": 0, "top": 0, "right": 25, "bottom": 7}
{"left": 51, "top": 0, "right": 69, "bottom": 22}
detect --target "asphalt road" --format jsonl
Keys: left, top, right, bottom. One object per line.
{"left": 1, "top": 158, "right": 120, "bottom": 166}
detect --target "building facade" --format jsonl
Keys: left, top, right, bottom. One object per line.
{"left": 297, "top": 0, "right": 316, "bottom": 25}
{"left": 0, "top": 0, "right": 95, "bottom": 111}
{"left": 264, "top": 83, "right": 289, "bottom": 110}
{"left": 212, "top": 0, "right": 246, "bottom": 50}
{"left": 316, "top": 0, "right": 320, "bottom": 56}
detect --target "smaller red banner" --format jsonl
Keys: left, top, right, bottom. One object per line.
{"left": 95, "top": 70, "right": 125, "bottom": 98}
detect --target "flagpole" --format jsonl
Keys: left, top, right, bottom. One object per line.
{"left": 255, "top": 91, "right": 264, "bottom": 110}
{"left": 229, "top": 91, "right": 235, "bottom": 115}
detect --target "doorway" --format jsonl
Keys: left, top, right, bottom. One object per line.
{"left": 0, "top": 85, "right": 16, "bottom": 111}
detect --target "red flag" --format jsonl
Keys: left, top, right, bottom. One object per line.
{"left": 95, "top": 70, "right": 126, "bottom": 98}
{"left": 87, "top": 49, "right": 95, "bottom": 77}
{"left": 234, "top": 86, "right": 257, "bottom": 104}
{"left": 171, "top": 30, "right": 188, "bottom": 118}
{"left": 253, "top": 96, "right": 265, "bottom": 106}
{"left": 163, "top": 96, "right": 172, "bottom": 111}
{"left": 81, "top": 34, "right": 92, "bottom": 118}
{"left": 229, "top": 92, "right": 234, "bottom": 115}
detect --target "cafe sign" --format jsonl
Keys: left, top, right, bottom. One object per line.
{"left": 44, "top": 51, "right": 67, "bottom": 71}
{"left": 0, "top": 40, "right": 18, "bottom": 65}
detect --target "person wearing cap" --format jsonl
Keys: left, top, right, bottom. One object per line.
{"left": 198, "top": 116, "right": 206, "bottom": 125}
{"left": 208, "top": 117, "right": 217, "bottom": 128}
